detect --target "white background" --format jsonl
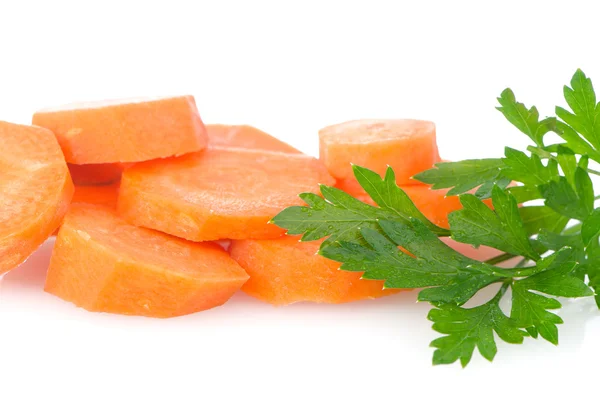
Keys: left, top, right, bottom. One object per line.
{"left": 1, "top": 1, "right": 599, "bottom": 396}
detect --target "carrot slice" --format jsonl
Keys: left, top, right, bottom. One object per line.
{"left": 45, "top": 205, "right": 249, "bottom": 318}
{"left": 207, "top": 124, "right": 301, "bottom": 153}
{"left": 319, "top": 119, "right": 439, "bottom": 185}
{"left": 118, "top": 147, "right": 334, "bottom": 241}
{"left": 230, "top": 236, "right": 399, "bottom": 305}
{"left": 32, "top": 96, "right": 207, "bottom": 164}
{"left": 0, "top": 121, "right": 73, "bottom": 275}
{"left": 72, "top": 183, "right": 120, "bottom": 208}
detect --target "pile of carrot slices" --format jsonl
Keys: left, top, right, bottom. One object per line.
{"left": 0, "top": 96, "right": 491, "bottom": 318}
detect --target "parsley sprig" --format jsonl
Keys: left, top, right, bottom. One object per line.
{"left": 272, "top": 69, "right": 600, "bottom": 367}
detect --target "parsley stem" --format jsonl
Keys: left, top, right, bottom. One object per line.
{"left": 510, "top": 259, "right": 536, "bottom": 277}
{"left": 527, "top": 145, "right": 600, "bottom": 175}
{"left": 588, "top": 168, "right": 600, "bottom": 176}
{"left": 485, "top": 252, "right": 517, "bottom": 265}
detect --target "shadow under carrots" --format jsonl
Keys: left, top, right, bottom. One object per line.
{"left": 1, "top": 239, "right": 55, "bottom": 291}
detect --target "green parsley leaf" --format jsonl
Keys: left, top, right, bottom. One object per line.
{"left": 271, "top": 168, "right": 449, "bottom": 244}
{"left": 449, "top": 186, "right": 539, "bottom": 259}
{"left": 554, "top": 121, "right": 600, "bottom": 162}
{"left": 321, "top": 220, "right": 501, "bottom": 305}
{"left": 511, "top": 256, "right": 593, "bottom": 345}
{"left": 429, "top": 286, "right": 524, "bottom": 367}
{"left": 575, "top": 166, "right": 594, "bottom": 215}
{"left": 538, "top": 229, "right": 585, "bottom": 263}
{"left": 511, "top": 282, "right": 562, "bottom": 345}
{"left": 582, "top": 208, "right": 600, "bottom": 246}
{"left": 536, "top": 248, "right": 574, "bottom": 271}
{"left": 413, "top": 159, "right": 504, "bottom": 196}
{"left": 518, "top": 261, "right": 593, "bottom": 298}
{"left": 557, "top": 146, "right": 577, "bottom": 186}
{"left": 519, "top": 206, "right": 569, "bottom": 236}
{"left": 556, "top": 69, "right": 600, "bottom": 151}
{"left": 540, "top": 175, "right": 592, "bottom": 221}
{"left": 352, "top": 165, "right": 447, "bottom": 234}
{"left": 508, "top": 185, "right": 543, "bottom": 203}
{"left": 271, "top": 190, "right": 380, "bottom": 244}
{"left": 501, "top": 147, "right": 558, "bottom": 186}
{"left": 474, "top": 177, "right": 512, "bottom": 200}
{"left": 496, "top": 88, "right": 554, "bottom": 147}
{"left": 584, "top": 239, "right": 600, "bottom": 307}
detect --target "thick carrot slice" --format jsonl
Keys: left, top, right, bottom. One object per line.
{"left": 68, "top": 163, "right": 126, "bottom": 185}
{"left": 207, "top": 124, "right": 301, "bottom": 153}
{"left": 230, "top": 236, "right": 399, "bottom": 305}
{"left": 45, "top": 205, "right": 249, "bottom": 318}
{"left": 319, "top": 119, "right": 439, "bottom": 185}
{"left": 32, "top": 96, "right": 208, "bottom": 164}
{"left": 72, "top": 183, "right": 120, "bottom": 208}
{"left": 118, "top": 147, "right": 334, "bottom": 241}
{"left": 0, "top": 121, "right": 73, "bottom": 275}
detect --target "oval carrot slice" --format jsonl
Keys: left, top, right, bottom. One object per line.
{"left": 118, "top": 147, "right": 334, "bottom": 241}
{"left": 229, "top": 236, "right": 400, "bottom": 305}
{"left": 32, "top": 96, "right": 208, "bottom": 164}
{"left": 207, "top": 124, "right": 301, "bottom": 153}
{"left": 319, "top": 119, "right": 439, "bottom": 185}
{"left": 0, "top": 121, "right": 73, "bottom": 275}
{"left": 45, "top": 204, "right": 249, "bottom": 318}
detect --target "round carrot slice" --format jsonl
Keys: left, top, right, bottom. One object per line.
{"left": 118, "top": 147, "right": 335, "bottom": 241}
{"left": 45, "top": 204, "right": 249, "bottom": 318}
{"left": 206, "top": 124, "right": 302, "bottom": 153}
{"left": 0, "top": 121, "right": 73, "bottom": 275}
{"left": 319, "top": 119, "right": 439, "bottom": 184}
{"left": 230, "top": 236, "right": 400, "bottom": 305}
{"left": 32, "top": 96, "right": 208, "bottom": 164}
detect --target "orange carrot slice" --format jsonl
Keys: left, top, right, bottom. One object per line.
{"left": 72, "top": 183, "right": 120, "bottom": 208}
{"left": 45, "top": 204, "right": 249, "bottom": 318}
{"left": 230, "top": 236, "right": 399, "bottom": 305}
{"left": 118, "top": 147, "right": 334, "bottom": 241}
{"left": 0, "top": 121, "right": 73, "bottom": 275}
{"left": 207, "top": 124, "right": 301, "bottom": 153}
{"left": 32, "top": 96, "right": 207, "bottom": 164}
{"left": 319, "top": 119, "right": 439, "bottom": 185}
